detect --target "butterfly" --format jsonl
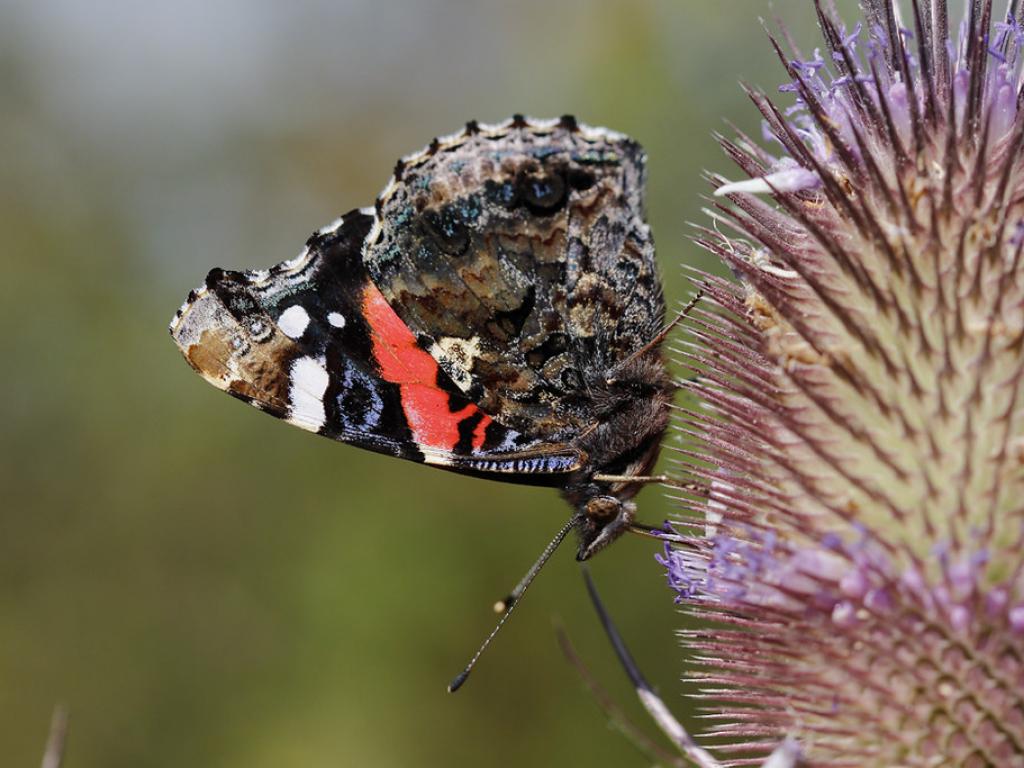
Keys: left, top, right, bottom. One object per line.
{"left": 170, "top": 115, "right": 686, "bottom": 688}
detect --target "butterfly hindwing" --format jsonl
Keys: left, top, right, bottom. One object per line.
{"left": 170, "top": 209, "right": 583, "bottom": 478}
{"left": 363, "top": 116, "right": 665, "bottom": 441}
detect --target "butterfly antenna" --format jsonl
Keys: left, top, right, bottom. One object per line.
{"left": 447, "top": 514, "right": 580, "bottom": 693}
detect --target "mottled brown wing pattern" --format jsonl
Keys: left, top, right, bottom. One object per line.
{"left": 362, "top": 116, "right": 665, "bottom": 440}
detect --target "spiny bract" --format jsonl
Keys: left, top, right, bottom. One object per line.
{"left": 663, "top": 1, "right": 1024, "bottom": 765}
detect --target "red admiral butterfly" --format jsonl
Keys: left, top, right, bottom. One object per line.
{"left": 170, "top": 115, "right": 684, "bottom": 688}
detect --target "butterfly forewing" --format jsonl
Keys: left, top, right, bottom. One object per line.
{"left": 170, "top": 208, "right": 583, "bottom": 477}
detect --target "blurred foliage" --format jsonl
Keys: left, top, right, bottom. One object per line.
{"left": 1, "top": 2, "right": 834, "bottom": 766}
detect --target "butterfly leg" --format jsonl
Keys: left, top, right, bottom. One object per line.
{"left": 591, "top": 473, "right": 709, "bottom": 495}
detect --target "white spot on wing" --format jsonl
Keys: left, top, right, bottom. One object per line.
{"left": 289, "top": 356, "right": 329, "bottom": 432}
{"left": 278, "top": 305, "right": 310, "bottom": 339}
{"left": 429, "top": 335, "right": 482, "bottom": 392}
{"left": 327, "top": 312, "right": 346, "bottom": 328}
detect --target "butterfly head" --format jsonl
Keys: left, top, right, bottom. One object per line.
{"left": 574, "top": 495, "right": 637, "bottom": 560}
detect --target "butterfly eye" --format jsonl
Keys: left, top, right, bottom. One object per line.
{"left": 520, "top": 171, "right": 567, "bottom": 214}
{"left": 421, "top": 205, "right": 470, "bottom": 256}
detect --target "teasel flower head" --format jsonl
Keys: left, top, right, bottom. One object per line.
{"left": 663, "top": 1, "right": 1024, "bottom": 764}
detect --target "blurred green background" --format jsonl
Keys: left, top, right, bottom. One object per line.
{"left": 1, "top": 2, "right": 830, "bottom": 766}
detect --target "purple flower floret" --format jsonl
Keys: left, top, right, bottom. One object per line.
{"left": 656, "top": 541, "right": 706, "bottom": 602}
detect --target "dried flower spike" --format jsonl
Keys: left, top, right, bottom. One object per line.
{"left": 666, "top": 1, "right": 1024, "bottom": 765}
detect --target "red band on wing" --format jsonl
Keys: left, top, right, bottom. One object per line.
{"left": 472, "top": 413, "right": 492, "bottom": 451}
{"left": 362, "top": 283, "right": 481, "bottom": 453}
